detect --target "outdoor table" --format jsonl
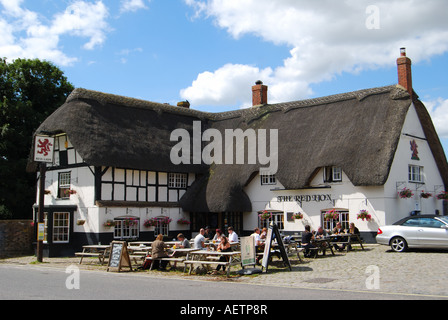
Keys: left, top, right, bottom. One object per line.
{"left": 313, "top": 237, "right": 335, "bottom": 256}
{"left": 75, "top": 244, "right": 110, "bottom": 265}
{"left": 183, "top": 250, "right": 241, "bottom": 277}
{"left": 328, "top": 233, "right": 364, "bottom": 251}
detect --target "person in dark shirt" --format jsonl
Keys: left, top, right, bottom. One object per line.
{"left": 301, "top": 225, "right": 316, "bottom": 258}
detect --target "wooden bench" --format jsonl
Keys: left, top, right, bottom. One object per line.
{"left": 183, "top": 260, "right": 234, "bottom": 277}
{"left": 148, "top": 257, "right": 186, "bottom": 270}
{"left": 75, "top": 252, "right": 104, "bottom": 265}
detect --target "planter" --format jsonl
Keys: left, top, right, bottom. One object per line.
{"left": 292, "top": 213, "right": 303, "bottom": 220}
{"left": 436, "top": 191, "right": 448, "bottom": 200}
{"left": 420, "top": 191, "right": 432, "bottom": 199}
{"left": 76, "top": 219, "right": 86, "bottom": 226}
{"left": 356, "top": 210, "right": 372, "bottom": 221}
{"left": 398, "top": 188, "right": 413, "bottom": 199}
{"left": 258, "top": 210, "right": 272, "bottom": 220}
{"left": 324, "top": 209, "right": 339, "bottom": 221}
{"left": 103, "top": 220, "right": 115, "bottom": 228}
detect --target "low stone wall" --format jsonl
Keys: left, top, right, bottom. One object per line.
{"left": 0, "top": 220, "right": 34, "bottom": 258}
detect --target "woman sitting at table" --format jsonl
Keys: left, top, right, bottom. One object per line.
{"left": 213, "top": 235, "right": 232, "bottom": 274}
{"left": 212, "top": 229, "right": 223, "bottom": 241}
{"left": 151, "top": 234, "right": 170, "bottom": 270}
{"left": 301, "top": 225, "right": 317, "bottom": 258}
{"left": 332, "top": 222, "right": 348, "bottom": 251}
{"left": 347, "top": 223, "right": 361, "bottom": 251}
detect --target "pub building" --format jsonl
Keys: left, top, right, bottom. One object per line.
{"left": 28, "top": 49, "right": 448, "bottom": 257}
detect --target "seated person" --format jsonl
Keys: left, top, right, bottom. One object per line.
{"left": 176, "top": 233, "right": 191, "bottom": 248}
{"left": 332, "top": 222, "right": 348, "bottom": 251}
{"left": 151, "top": 234, "right": 170, "bottom": 270}
{"left": 251, "top": 227, "right": 264, "bottom": 264}
{"left": 314, "top": 226, "right": 328, "bottom": 239}
{"left": 194, "top": 228, "right": 207, "bottom": 250}
{"left": 213, "top": 236, "right": 232, "bottom": 274}
{"left": 301, "top": 225, "right": 317, "bottom": 258}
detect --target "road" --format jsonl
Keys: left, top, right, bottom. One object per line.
{"left": 0, "top": 264, "right": 443, "bottom": 302}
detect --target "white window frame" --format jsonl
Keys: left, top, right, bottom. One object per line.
{"left": 332, "top": 167, "right": 342, "bottom": 182}
{"left": 168, "top": 173, "right": 187, "bottom": 189}
{"left": 154, "top": 216, "right": 170, "bottom": 236}
{"left": 53, "top": 212, "right": 70, "bottom": 243}
{"left": 261, "top": 174, "right": 276, "bottom": 185}
{"left": 321, "top": 210, "right": 349, "bottom": 231}
{"left": 259, "top": 212, "right": 284, "bottom": 230}
{"left": 408, "top": 165, "right": 423, "bottom": 183}
{"left": 58, "top": 171, "right": 71, "bottom": 199}
{"left": 114, "top": 217, "right": 139, "bottom": 240}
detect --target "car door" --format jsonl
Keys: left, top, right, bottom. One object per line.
{"left": 398, "top": 218, "right": 422, "bottom": 246}
{"left": 415, "top": 218, "right": 448, "bottom": 248}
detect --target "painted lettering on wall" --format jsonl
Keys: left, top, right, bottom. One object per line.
{"left": 277, "top": 194, "right": 332, "bottom": 206}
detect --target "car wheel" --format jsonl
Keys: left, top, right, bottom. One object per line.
{"left": 390, "top": 237, "right": 408, "bottom": 252}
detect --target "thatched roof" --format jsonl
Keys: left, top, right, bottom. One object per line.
{"left": 29, "top": 85, "right": 448, "bottom": 212}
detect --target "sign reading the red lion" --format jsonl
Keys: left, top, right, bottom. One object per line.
{"left": 34, "top": 135, "right": 55, "bottom": 163}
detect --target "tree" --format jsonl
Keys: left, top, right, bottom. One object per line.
{"left": 0, "top": 58, "right": 74, "bottom": 219}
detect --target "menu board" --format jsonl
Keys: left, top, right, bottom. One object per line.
{"left": 107, "top": 241, "right": 132, "bottom": 272}
{"left": 240, "top": 236, "right": 256, "bottom": 266}
{"left": 261, "top": 224, "right": 292, "bottom": 272}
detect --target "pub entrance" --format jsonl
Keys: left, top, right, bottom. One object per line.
{"left": 190, "top": 212, "right": 243, "bottom": 236}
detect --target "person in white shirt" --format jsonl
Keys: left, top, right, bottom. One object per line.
{"left": 251, "top": 227, "right": 263, "bottom": 264}
{"left": 194, "top": 228, "right": 206, "bottom": 249}
{"left": 227, "top": 226, "right": 239, "bottom": 243}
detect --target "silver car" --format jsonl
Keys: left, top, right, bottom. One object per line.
{"left": 376, "top": 215, "right": 448, "bottom": 252}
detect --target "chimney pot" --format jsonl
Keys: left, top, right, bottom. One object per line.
{"left": 177, "top": 100, "right": 190, "bottom": 108}
{"left": 252, "top": 81, "right": 268, "bottom": 106}
{"left": 400, "top": 47, "right": 406, "bottom": 56}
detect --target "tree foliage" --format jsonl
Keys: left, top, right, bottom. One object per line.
{"left": 0, "top": 58, "right": 74, "bottom": 219}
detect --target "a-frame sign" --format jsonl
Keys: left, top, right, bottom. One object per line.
{"left": 261, "top": 223, "right": 292, "bottom": 273}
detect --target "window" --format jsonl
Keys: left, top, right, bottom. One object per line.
{"left": 154, "top": 216, "right": 169, "bottom": 236}
{"left": 261, "top": 174, "right": 276, "bottom": 185}
{"left": 259, "top": 212, "right": 284, "bottom": 230}
{"left": 53, "top": 212, "right": 70, "bottom": 243}
{"left": 321, "top": 210, "right": 349, "bottom": 231}
{"left": 402, "top": 217, "right": 444, "bottom": 228}
{"left": 58, "top": 172, "right": 71, "bottom": 198}
{"left": 168, "top": 173, "right": 187, "bottom": 188}
{"left": 114, "top": 217, "right": 139, "bottom": 240}
{"left": 324, "top": 167, "right": 342, "bottom": 183}
{"left": 409, "top": 165, "right": 423, "bottom": 183}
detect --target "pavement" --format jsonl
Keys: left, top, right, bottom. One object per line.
{"left": 1, "top": 244, "right": 447, "bottom": 299}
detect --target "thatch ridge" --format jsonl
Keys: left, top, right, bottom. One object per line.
{"left": 30, "top": 85, "right": 448, "bottom": 212}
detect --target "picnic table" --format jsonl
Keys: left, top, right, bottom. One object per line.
{"left": 183, "top": 250, "right": 241, "bottom": 277}
{"left": 75, "top": 245, "right": 110, "bottom": 265}
{"left": 147, "top": 248, "right": 199, "bottom": 271}
{"left": 328, "top": 233, "right": 365, "bottom": 251}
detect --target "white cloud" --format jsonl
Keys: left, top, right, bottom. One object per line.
{"left": 0, "top": 0, "right": 109, "bottom": 66}
{"left": 120, "top": 0, "right": 148, "bottom": 13}
{"left": 182, "top": 0, "right": 448, "bottom": 107}
{"left": 424, "top": 98, "right": 448, "bottom": 138}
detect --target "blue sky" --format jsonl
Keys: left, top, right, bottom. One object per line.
{"left": 1, "top": 0, "right": 448, "bottom": 154}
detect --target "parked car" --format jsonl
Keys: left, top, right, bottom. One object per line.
{"left": 376, "top": 215, "right": 448, "bottom": 252}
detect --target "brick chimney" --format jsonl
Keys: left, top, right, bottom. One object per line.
{"left": 397, "top": 47, "right": 413, "bottom": 99}
{"left": 252, "top": 80, "right": 268, "bottom": 106}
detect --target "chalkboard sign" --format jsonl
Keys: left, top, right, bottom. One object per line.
{"left": 107, "top": 241, "right": 132, "bottom": 272}
{"left": 261, "top": 224, "right": 292, "bottom": 272}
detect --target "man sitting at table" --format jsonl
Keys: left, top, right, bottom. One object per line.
{"left": 251, "top": 228, "right": 264, "bottom": 264}
{"left": 177, "top": 233, "right": 191, "bottom": 249}
{"left": 302, "top": 225, "right": 317, "bottom": 258}
{"left": 332, "top": 222, "right": 348, "bottom": 251}
{"left": 227, "top": 226, "right": 239, "bottom": 243}
{"left": 194, "top": 228, "right": 207, "bottom": 250}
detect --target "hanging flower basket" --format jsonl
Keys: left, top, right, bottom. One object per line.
{"left": 292, "top": 213, "right": 303, "bottom": 220}
{"left": 357, "top": 210, "right": 372, "bottom": 221}
{"left": 143, "top": 218, "right": 156, "bottom": 228}
{"left": 63, "top": 189, "right": 77, "bottom": 196}
{"left": 436, "top": 191, "right": 448, "bottom": 200}
{"left": 177, "top": 218, "right": 191, "bottom": 225}
{"left": 76, "top": 219, "right": 86, "bottom": 226}
{"left": 123, "top": 217, "right": 138, "bottom": 227}
{"left": 324, "top": 209, "right": 339, "bottom": 221}
{"left": 420, "top": 191, "right": 432, "bottom": 199}
{"left": 103, "top": 220, "right": 115, "bottom": 228}
{"left": 258, "top": 210, "right": 272, "bottom": 220}
{"left": 398, "top": 188, "right": 413, "bottom": 199}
